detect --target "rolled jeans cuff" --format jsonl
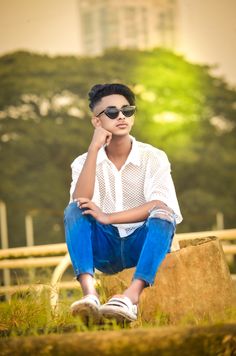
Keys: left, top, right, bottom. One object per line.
{"left": 148, "top": 207, "right": 176, "bottom": 226}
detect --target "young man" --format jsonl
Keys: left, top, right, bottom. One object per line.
{"left": 64, "top": 83, "right": 182, "bottom": 323}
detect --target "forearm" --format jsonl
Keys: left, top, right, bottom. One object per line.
{"left": 72, "top": 146, "right": 98, "bottom": 200}
{"left": 72, "top": 126, "right": 112, "bottom": 200}
{"left": 108, "top": 200, "right": 171, "bottom": 224}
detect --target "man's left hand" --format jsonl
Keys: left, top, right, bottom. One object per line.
{"left": 75, "top": 198, "right": 111, "bottom": 225}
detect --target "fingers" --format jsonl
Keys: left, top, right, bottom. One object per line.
{"left": 75, "top": 198, "right": 98, "bottom": 211}
{"left": 90, "top": 126, "right": 113, "bottom": 150}
{"left": 81, "top": 210, "right": 109, "bottom": 225}
{"left": 82, "top": 209, "right": 96, "bottom": 218}
{"left": 79, "top": 202, "right": 93, "bottom": 209}
{"left": 74, "top": 197, "right": 89, "bottom": 207}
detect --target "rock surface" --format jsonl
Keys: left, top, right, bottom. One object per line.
{"left": 1, "top": 324, "right": 236, "bottom": 356}
{"left": 100, "top": 237, "right": 235, "bottom": 324}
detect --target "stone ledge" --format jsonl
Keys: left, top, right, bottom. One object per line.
{"left": 1, "top": 324, "right": 236, "bottom": 355}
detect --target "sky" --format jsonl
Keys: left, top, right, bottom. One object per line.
{"left": 0, "top": 0, "right": 236, "bottom": 85}
{"left": 177, "top": 0, "right": 236, "bottom": 85}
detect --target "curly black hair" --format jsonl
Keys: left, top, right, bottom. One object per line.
{"left": 88, "top": 83, "right": 135, "bottom": 111}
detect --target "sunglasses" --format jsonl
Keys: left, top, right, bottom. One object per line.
{"left": 96, "top": 105, "right": 136, "bottom": 120}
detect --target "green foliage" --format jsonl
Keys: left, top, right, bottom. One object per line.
{"left": 0, "top": 49, "right": 235, "bottom": 247}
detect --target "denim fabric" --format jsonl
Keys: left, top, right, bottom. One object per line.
{"left": 64, "top": 202, "right": 176, "bottom": 286}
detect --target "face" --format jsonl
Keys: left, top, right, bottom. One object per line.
{"left": 92, "top": 94, "right": 135, "bottom": 135}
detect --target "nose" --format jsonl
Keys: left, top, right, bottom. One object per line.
{"left": 117, "top": 110, "right": 125, "bottom": 120}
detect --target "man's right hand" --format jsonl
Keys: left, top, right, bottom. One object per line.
{"left": 89, "top": 127, "right": 112, "bottom": 151}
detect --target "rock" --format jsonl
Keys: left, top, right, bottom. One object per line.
{"left": 100, "top": 237, "right": 235, "bottom": 324}
{"left": 1, "top": 324, "right": 236, "bottom": 355}
{"left": 178, "top": 236, "right": 217, "bottom": 248}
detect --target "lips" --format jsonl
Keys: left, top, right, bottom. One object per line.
{"left": 116, "top": 123, "right": 128, "bottom": 128}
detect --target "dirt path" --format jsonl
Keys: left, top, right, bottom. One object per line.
{"left": 1, "top": 323, "right": 236, "bottom": 355}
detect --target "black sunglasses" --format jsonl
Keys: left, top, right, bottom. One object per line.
{"left": 96, "top": 105, "right": 136, "bottom": 120}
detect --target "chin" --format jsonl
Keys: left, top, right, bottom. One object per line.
{"left": 114, "top": 129, "right": 131, "bottom": 135}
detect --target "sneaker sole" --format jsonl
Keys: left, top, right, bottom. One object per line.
{"left": 71, "top": 302, "right": 100, "bottom": 324}
{"left": 100, "top": 306, "right": 137, "bottom": 323}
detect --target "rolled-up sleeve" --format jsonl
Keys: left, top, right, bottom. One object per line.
{"left": 69, "top": 154, "right": 100, "bottom": 206}
{"left": 69, "top": 158, "right": 84, "bottom": 202}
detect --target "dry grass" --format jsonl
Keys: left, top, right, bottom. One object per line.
{"left": 0, "top": 285, "right": 127, "bottom": 337}
{"left": 1, "top": 283, "right": 236, "bottom": 338}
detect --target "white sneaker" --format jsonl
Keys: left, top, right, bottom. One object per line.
{"left": 100, "top": 295, "right": 138, "bottom": 323}
{"left": 70, "top": 294, "right": 101, "bottom": 324}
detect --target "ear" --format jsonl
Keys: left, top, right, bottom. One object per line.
{"left": 91, "top": 116, "right": 101, "bottom": 128}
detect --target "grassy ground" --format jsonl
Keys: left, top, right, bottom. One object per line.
{"left": 0, "top": 285, "right": 128, "bottom": 337}
{"left": 0, "top": 283, "right": 236, "bottom": 355}
{"left": 0, "top": 283, "right": 236, "bottom": 338}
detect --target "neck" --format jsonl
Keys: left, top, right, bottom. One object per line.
{"left": 105, "top": 135, "right": 132, "bottom": 160}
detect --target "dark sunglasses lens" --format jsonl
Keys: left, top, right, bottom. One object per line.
{"left": 105, "top": 107, "right": 119, "bottom": 119}
{"left": 122, "top": 106, "right": 136, "bottom": 117}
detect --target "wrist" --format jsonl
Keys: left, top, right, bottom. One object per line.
{"left": 88, "top": 143, "right": 100, "bottom": 153}
{"left": 106, "top": 213, "right": 113, "bottom": 225}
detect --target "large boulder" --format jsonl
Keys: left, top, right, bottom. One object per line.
{"left": 99, "top": 237, "right": 235, "bottom": 324}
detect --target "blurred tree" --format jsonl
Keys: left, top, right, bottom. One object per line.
{"left": 0, "top": 49, "right": 235, "bottom": 247}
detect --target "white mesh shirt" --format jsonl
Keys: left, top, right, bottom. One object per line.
{"left": 69, "top": 136, "right": 183, "bottom": 237}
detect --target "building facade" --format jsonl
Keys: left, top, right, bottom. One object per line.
{"left": 78, "top": 0, "right": 177, "bottom": 56}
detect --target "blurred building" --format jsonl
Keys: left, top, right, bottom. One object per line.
{"left": 78, "top": 0, "right": 177, "bottom": 56}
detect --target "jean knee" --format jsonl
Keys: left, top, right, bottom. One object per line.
{"left": 148, "top": 207, "right": 176, "bottom": 226}
{"left": 64, "top": 202, "right": 83, "bottom": 224}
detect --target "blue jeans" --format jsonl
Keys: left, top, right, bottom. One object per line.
{"left": 64, "top": 202, "right": 176, "bottom": 286}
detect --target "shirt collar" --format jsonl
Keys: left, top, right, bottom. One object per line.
{"left": 97, "top": 135, "right": 140, "bottom": 166}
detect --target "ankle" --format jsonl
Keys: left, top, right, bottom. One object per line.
{"left": 77, "top": 273, "right": 98, "bottom": 297}
{"left": 84, "top": 291, "right": 99, "bottom": 298}
{"left": 123, "top": 291, "right": 139, "bottom": 305}
{"left": 122, "top": 279, "right": 146, "bottom": 305}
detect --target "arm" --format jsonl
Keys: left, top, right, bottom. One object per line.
{"left": 108, "top": 200, "right": 172, "bottom": 224}
{"left": 77, "top": 198, "right": 172, "bottom": 224}
{"left": 72, "top": 127, "right": 112, "bottom": 200}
